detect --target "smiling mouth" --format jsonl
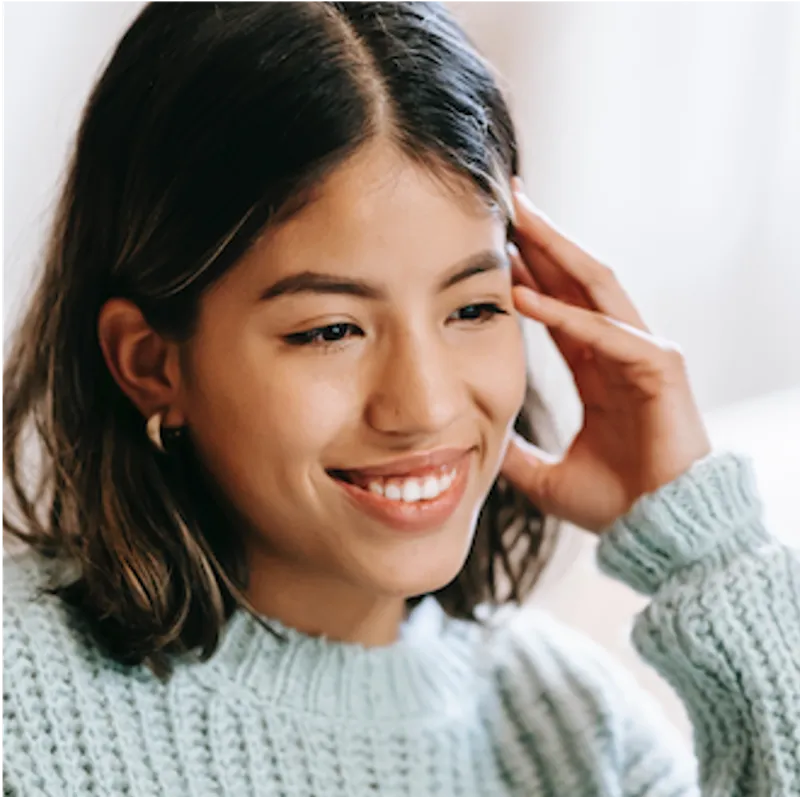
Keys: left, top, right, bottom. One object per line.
{"left": 328, "top": 462, "right": 459, "bottom": 504}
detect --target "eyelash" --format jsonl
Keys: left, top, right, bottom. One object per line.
{"left": 284, "top": 303, "right": 510, "bottom": 349}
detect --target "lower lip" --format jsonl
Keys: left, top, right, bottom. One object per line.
{"left": 332, "top": 452, "right": 473, "bottom": 533}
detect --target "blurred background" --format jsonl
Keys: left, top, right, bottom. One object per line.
{"left": 454, "top": 0, "right": 800, "bottom": 743}
{"left": 5, "top": 2, "right": 800, "bottom": 742}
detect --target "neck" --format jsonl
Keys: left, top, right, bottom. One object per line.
{"left": 242, "top": 547, "right": 408, "bottom": 647}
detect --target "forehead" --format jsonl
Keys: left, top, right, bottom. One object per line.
{"left": 256, "top": 142, "right": 507, "bottom": 276}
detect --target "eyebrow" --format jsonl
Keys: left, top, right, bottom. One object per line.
{"left": 258, "top": 249, "right": 508, "bottom": 302}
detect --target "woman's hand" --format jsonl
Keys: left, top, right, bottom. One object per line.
{"left": 500, "top": 179, "right": 712, "bottom": 534}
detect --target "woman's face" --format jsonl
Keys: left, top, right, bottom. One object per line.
{"left": 180, "top": 141, "right": 526, "bottom": 604}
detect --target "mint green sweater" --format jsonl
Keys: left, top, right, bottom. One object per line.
{"left": 4, "top": 452, "right": 800, "bottom": 795}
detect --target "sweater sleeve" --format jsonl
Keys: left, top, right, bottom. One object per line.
{"left": 595, "top": 451, "right": 800, "bottom": 796}
{"left": 0, "top": 770, "right": 19, "bottom": 797}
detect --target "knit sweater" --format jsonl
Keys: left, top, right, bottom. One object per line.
{"left": 3, "top": 452, "right": 799, "bottom": 796}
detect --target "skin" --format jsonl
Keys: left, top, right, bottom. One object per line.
{"left": 99, "top": 139, "right": 527, "bottom": 646}
{"left": 100, "top": 143, "right": 714, "bottom": 649}
{"left": 500, "top": 179, "right": 712, "bottom": 532}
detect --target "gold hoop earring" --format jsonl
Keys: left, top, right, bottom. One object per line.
{"left": 146, "top": 413, "right": 186, "bottom": 453}
{"left": 146, "top": 413, "right": 166, "bottom": 453}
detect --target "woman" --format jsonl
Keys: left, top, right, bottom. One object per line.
{"left": 4, "top": 3, "right": 798, "bottom": 795}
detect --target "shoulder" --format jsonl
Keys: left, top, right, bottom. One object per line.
{"left": 3, "top": 547, "right": 101, "bottom": 700}
{"left": 3, "top": 549, "right": 86, "bottom": 786}
{"left": 467, "top": 605, "right": 699, "bottom": 793}
{"left": 438, "top": 599, "right": 636, "bottom": 703}
{"left": 0, "top": 551, "right": 130, "bottom": 704}
{"left": 483, "top": 603, "right": 691, "bottom": 750}
{"left": 4, "top": 546, "right": 80, "bottom": 639}
{"left": 3, "top": 548, "right": 152, "bottom": 790}
{"left": 3, "top": 548, "right": 163, "bottom": 682}
{"left": 485, "top": 602, "right": 632, "bottom": 694}
{"left": 4, "top": 546, "right": 72, "bottom": 634}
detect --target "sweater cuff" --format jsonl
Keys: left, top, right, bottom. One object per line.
{"left": 595, "top": 451, "right": 770, "bottom": 596}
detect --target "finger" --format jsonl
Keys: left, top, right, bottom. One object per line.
{"left": 511, "top": 283, "right": 596, "bottom": 370}
{"left": 506, "top": 242, "right": 541, "bottom": 292}
{"left": 500, "top": 432, "right": 561, "bottom": 511}
{"left": 509, "top": 210, "right": 596, "bottom": 311}
{"left": 510, "top": 179, "right": 649, "bottom": 332}
{"left": 512, "top": 285, "right": 669, "bottom": 369}
{"left": 509, "top": 244, "right": 590, "bottom": 371}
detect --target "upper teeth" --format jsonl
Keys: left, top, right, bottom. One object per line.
{"left": 367, "top": 469, "right": 456, "bottom": 502}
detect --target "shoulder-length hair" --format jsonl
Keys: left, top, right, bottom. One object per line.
{"left": 4, "top": 1, "right": 562, "bottom": 678}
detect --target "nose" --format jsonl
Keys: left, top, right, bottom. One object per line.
{"left": 365, "top": 329, "right": 464, "bottom": 438}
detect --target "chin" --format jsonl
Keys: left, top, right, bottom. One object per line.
{"left": 361, "top": 530, "right": 474, "bottom": 600}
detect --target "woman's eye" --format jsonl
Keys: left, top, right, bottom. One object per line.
{"left": 285, "top": 322, "right": 365, "bottom": 347}
{"left": 450, "top": 303, "right": 510, "bottom": 324}
{"left": 285, "top": 304, "right": 507, "bottom": 349}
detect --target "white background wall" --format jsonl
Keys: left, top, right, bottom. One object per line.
{"left": 4, "top": 2, "right": 145, "bottom": 333}
{"left": 454, "top": 2, "right": 800, "bottom": 413}
{"left": 5, "top": 2, "right": 800, "bottom": 746}
{"left": 6, "top": 3, "right": 799, "bottom": 404}
{"left": 451, "top": 1, "right": 800, "bottom": 743}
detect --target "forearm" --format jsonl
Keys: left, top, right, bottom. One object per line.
{"left": 596, "top": 452, "right": 800, "bottom": 795}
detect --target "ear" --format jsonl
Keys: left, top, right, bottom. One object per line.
{"left": 97, "top": 298, "right": 186, "bottom": 426}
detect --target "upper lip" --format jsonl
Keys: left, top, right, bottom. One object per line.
{"left": 334, "top": 447, "right": 472, "bottom": 479}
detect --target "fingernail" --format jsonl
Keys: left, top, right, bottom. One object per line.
{"left": 524, "top": 288, "right": 540, "bottom": 305}
{"left": 513, "top": 284, "right": 540, "bottom": 305}
{"left": 520, "top": 194, "right": 548, "bottom": 221}
{"left": 512, "top": 184, "right": 536, "bottom": 211}
{"left": 511, "top": 178, "right": 550, "bottom": 221}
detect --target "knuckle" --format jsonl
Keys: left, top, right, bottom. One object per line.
{"left": 587, "top": 262, "right": 616, "bottom": 290}
{"left": 599, "top": 310, "right": 617, "bottom": 325}
{"left": 661, "top": 340, "right": 685, "bottom": 359}
{"left": 657, "top": 342, "right": 687, "bottom": 374}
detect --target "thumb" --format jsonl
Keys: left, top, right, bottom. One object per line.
{"left": 500, "top": 432, "right": 561, "bottom": 508}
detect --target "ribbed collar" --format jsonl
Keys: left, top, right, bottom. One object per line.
{"left": 183, "top": 597, "right": 501, "bottom": 722}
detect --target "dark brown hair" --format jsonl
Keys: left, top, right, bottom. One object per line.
{"left": 3, "top": 1, "right": 562, "bottom": 679}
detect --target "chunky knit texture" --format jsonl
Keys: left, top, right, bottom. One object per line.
{"left": 4, "top": 451, "right": 799, "bottom": 796}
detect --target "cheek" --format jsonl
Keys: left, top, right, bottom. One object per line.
{"left": 464, "top": 320, "right": 528, "bottom": 424}
{"left": 185, "top": 334, "right": 354, "bottom": 476}
{"left": 265, "top": 372, "right": 355, "bottom": 460}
